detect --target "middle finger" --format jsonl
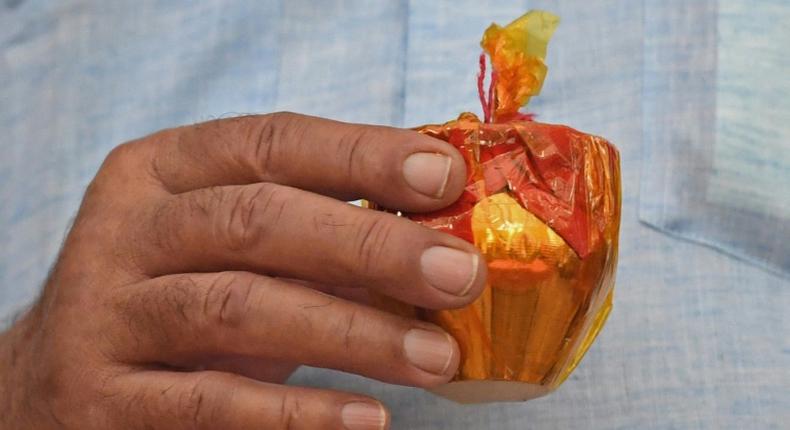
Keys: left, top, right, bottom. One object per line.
{"left": 129, "top": 182, "right": 487, "bottom": 309}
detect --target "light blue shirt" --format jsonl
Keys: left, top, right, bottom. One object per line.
{"left": 2, "top": 1, "right": 788, "bottom": 429}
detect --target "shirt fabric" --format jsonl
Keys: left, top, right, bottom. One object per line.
{"left": 1, "top": 1, "right": 788, "bottom": 429}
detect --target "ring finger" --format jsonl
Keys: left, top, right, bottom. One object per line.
{"left": 112, "top": 271, "right": 461, "bottom": 387}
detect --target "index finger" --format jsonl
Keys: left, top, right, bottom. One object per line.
{"left": 139, "top": 112, "right": 467, "bottom": 213}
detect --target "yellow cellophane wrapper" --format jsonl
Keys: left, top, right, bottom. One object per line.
{"left": 482, "top": 10, "right": 559, "bottom": 121}
{"left": 368, "top": 113, "right": 621, "bottom": 403}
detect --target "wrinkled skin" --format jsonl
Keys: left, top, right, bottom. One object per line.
{"left": 0, "top": 113, "right": 488, "bottom": 429}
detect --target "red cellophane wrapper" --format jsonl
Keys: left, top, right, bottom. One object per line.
{"left": 368, "top": 11, "right": 621, "bottom": 403}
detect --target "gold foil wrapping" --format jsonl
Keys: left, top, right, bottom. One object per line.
{"left": 370, "top": 113, "right": 621, "bottom": 403}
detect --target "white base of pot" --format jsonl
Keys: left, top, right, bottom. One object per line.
{"left": 430, "top": 380, "right": 552, "bottom": 404}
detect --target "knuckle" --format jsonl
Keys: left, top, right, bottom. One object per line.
{"left": 251, "top": 111, "right": 304, "bottom": 177}
{"left": 38, "top": 365, "right": 71, "bottom": 409}
{"left": 337, "top": 126, "right": 379, "bottom": 183}
{"left": 91, "top": 141, "right": 144, "bottom": 193}
{"left": 202, "top": 272, "right": 256, "bottom": 329}
{"left": 220, "top": 183, "right": 287, "bottom": 251}
{"left": 339, "top": 308, "right": 363, "bottom": 351}
{"left": 117, "top": 275, "right": 198, "bottom": 351}
{"left": 276, "top": 390, "right": 304, "bottom": 430}
{"left": 161, "top": 276, "right": 198, "bottom": 322}
{"left": 143, "top": 276, "right": 197, "bottom": 345}
{"left": 142, "top": 196, "right": 193, "bottom": 259}
{"left": 38, "top": 360, "right": 102, "bottom": 427}
{"left": 179, "top": 376, "right": 218, "bottom": 429}
{"left": 353, "top": 215, "right": 394, "bottom": 276}
{"left": 104, "top": 141, "right": 138, "bottom": 168}
{"left": 97, "top": 129, "right": 176, "bottom": 193}
{"left": 104, "top": 129, "right": 170, "bottom": 174}
{"left": 187, "top": 185, "right": 222, "bottom": 218}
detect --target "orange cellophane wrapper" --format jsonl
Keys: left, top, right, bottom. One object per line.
{"left": 369, "top": 113, "right": 621, "bottom": 403}
{"left": 368, "top": 10, "right": 621, "bottom": 403}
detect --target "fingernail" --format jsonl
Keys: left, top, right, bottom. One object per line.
{"left": 342, "top": 402, "right": 387, "bottom": 430}
{"left": 402, "top": 153, "right": 452, "bottom": 198}
{"left": 420, "top": 246, "right": 479, "bottom": 296}
{"left": 403, "top": 328, "right": 455, "bottom": 375}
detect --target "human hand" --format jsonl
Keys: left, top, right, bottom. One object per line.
{"left": 0, "top": 113, "right": 487, "bottom": 429}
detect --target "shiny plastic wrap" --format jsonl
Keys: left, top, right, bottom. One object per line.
{"left": 368, "top": 11, "right": 621, "bottom": 403}
{"left": 481, "top": 10, "right": 559, "bottom": 121}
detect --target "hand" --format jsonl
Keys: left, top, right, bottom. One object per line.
{"left": 0, "top": 113, "right": 487, "bottom": 429}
